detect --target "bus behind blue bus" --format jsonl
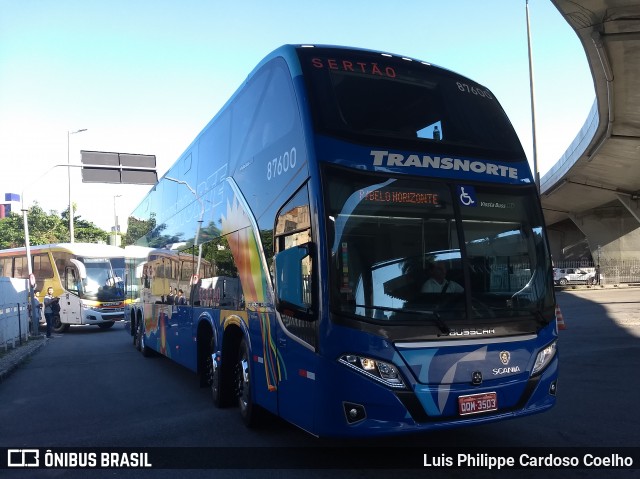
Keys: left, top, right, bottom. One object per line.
{"left": 125, "top": 44, "right": 558, "bottom": 438}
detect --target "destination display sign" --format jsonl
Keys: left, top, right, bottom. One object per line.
{"left": 357, "top": 187, "right": 443, "bottom": 207}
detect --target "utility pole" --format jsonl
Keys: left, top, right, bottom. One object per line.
{"left": 67, "top": 128, "right": 88, "bottom": 242}
{"left": 526, "top": 0, "right": 540, "bottom": 192}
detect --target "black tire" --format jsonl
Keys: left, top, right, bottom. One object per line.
{"left": 134, "top": 318, "right": 142, "bottom": 351}
{"left": 235, "top": 338, "right": 258, "bottom": 426}
{"left": 207, "top": 337, "right": 232, "bottom": 408}
{"left": 131, "top": 316, "right": 137, "bottom": 344}
{"left": 52, "top": 314, "right": 69, "bottom": 333}
{"left": 559, "top": 278, "right": 568, "bottom": 286}
{"left": 137, "top": 318, "right": 153, "bottom": 357}
{"left": 98, "top": 321, "right": 115, "bottom": 330}
{"left": 132, "top": 319, "right": 137, "bottom": 346}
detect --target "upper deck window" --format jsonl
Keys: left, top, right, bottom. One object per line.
{"left": 297, "top": 47, "right": 524, "bottom": 159}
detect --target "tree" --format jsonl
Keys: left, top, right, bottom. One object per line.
{"left": 123, "top": 214, "right": 156, "bottom": 247}
{"left": 61, "top": 206, "right": 109, "bottom": 243}
{"left": 204, "top": 240, "right": 238, "bottom": 277}
{"left": 0, "top": 202, "right": 109, "bottom": 249}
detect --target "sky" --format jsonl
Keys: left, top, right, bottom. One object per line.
{"left": 0, "top": 0, "right": 595, "bottom": 233}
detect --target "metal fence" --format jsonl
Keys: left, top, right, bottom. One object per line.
{"left": 0, "top": 302, "right": 29, "bottom": 351}
{"left": 553, "top": 259, "right": 640, "bottom": 285}
{"left": 0, "top": 277, "right": 30, "bottom": 351}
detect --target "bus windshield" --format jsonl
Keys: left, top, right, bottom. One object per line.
{"left": 298, "top": 47, "right": 524, "bottom": 158}
{"left": 77, "top": 257, "right": 124, "bottom": 302}
{"left": 324, "top": 167, "right": 553, "bottom": 324}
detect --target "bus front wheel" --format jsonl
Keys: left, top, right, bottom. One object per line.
{"left": 52, "top": 314, "right": 69, "bottom": 333}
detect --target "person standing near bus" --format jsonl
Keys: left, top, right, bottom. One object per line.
{"left": 31, "top": 290, "right": 42, "bottom": 334}
{"left": 43, "top": 287, "right": 55, "bottom": 338}
{"left": 166, "top": 288, "right": 175, "bottom": 305}
{"left": 594, "top": 264, "right": 601, "bottom": 285}
{"left": 176, "top": 289, "right": 186, "bottom": 305}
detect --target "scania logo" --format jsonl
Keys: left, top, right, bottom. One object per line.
{"left": 492, "top": 366, "right": 521, "bottom": 375}
{"left": 471, "top": 371, "right": 483, "bottom": 385}
{"left": 499, "top": 351, "right": 510, "bottom": 365}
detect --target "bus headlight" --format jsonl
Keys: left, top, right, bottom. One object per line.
{"left": 338, "top": 354, "right": 406, "bottom": 389}
{"left": 531, "top": 341, "right": 557, "bottom": 376}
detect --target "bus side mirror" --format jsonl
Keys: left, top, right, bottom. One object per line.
{"left": 274, "top": 243, "right": 315, "bottom": 320}
{"left": 69, "top": 258, "right": 87, "bottom": 280}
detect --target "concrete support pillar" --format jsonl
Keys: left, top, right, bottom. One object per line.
{"left": 616, "top": 194, "right": 640, "bottom": 224}
{"left": 569, "top": 200, "right": 640, "bottom": 262}
{"left": 546, "top": 220, "right": 590, "bottom": 262}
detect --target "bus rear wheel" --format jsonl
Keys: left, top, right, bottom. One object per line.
{"left": 131, "top": 317, "right": 137, "bottom": 345}
{"left": 235, "top": 338, "right": 258, "bottom": 426}
{"left": 52, "top": 314, "right": 69, "bottom": 333}
{"left": 138, "top": 319, "right": 153, "bottom": 357}
{"left": 207, "top": 337, "right": 232, "bottom": 408}
{"left": 134, "top": 319, "right": 141, "bottom": 350}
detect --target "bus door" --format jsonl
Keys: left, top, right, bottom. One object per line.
{"left": 63, "top": 266, "right": 82, "bottom": 325}
{"left": 273, "top": 244, "right": 318, "bottom": 433}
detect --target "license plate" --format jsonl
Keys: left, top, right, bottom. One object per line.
{"left": 458, "top": 392, "right": 497, "bottom": 416}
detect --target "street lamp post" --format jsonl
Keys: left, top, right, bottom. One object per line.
{"left": 526, "top": 0, "right": 540, "bottom": 192}
{"left": 113, "top": 194, "right": 122, "bottom": 246}
{"left": 21, "top": 207, "right": 39, "bottom": 335}
{"left": 68, "top": 128, "right": 87, "bottom": 243}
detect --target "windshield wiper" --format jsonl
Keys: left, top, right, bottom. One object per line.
{"left": 353, "top": 304, "right": 451, "bottom": 335}
{"left": 494, "top": 306, "right": 549, "bottom": 327}
{"left": 532, "top": 310, "right": 549, "bottom": 327}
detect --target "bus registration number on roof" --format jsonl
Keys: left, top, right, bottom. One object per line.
{"left": 458, "top": 392, "right": 497, "bottom": 416}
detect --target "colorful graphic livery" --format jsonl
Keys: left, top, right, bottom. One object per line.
{"left": 125, "top": 45, "right": 558, "bottom": 437}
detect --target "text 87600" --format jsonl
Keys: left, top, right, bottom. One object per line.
{"left": 267, "top": 147, "right": 297, "bottom": 181}
{"left": 456, "top": 82, "right": 493, "bottom": 99}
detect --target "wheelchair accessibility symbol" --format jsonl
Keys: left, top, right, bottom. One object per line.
{"left": 457, "top": 185, "right": 477, "bottom": 207}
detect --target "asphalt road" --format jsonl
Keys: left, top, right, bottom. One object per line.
{"left": 0, "top": 288, "right": 638, "bottom": 479}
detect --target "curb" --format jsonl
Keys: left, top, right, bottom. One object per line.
{"left": 0, "top": 336, "right": 48, "bottom": 383}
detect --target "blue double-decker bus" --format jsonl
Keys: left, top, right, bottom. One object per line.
{"left": 126, "top": 44, "right": 558, "bottom": 437}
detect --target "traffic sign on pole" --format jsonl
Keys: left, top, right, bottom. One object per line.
{"left": 80, "top": 151, "right": 158, "bottom": 184}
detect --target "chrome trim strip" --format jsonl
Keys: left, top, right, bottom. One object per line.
{"left": 396, "top": 334, "right": 537, "bottom": 349}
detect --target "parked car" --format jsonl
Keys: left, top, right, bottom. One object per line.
{"left": 553, "top": 267, "right": 599, "bottom": 285}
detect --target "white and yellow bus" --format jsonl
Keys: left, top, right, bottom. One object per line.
{"left": 0, "top": 243, "right": 126, "bottom": 333}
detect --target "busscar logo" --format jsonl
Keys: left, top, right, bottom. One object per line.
{"left": 8, "top": 449, "right": 39, "bottom": 467}
{"left": 448, "top": 328, "right": 495, "bottom": 337}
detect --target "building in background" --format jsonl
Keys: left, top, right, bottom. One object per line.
{"left": 0, "top": 193, "right": 20, "bottom": 219}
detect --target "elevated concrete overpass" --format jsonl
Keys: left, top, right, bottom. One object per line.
{"left": 542, "top": 0, "right": 640, "bottom": 262}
